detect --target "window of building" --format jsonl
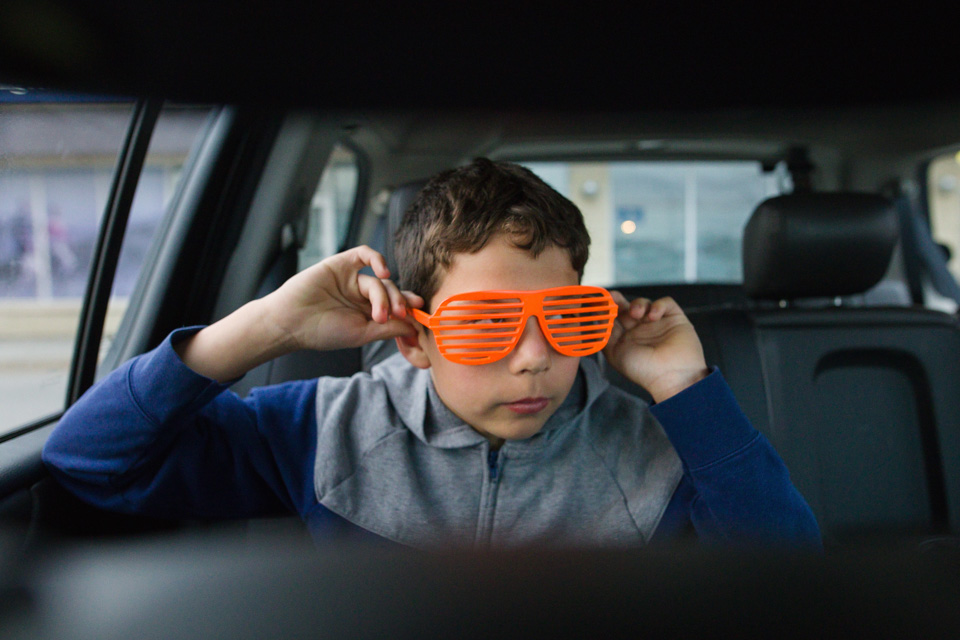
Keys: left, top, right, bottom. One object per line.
{"left": 522, "top": 160, "right": 782, "bottom": 286}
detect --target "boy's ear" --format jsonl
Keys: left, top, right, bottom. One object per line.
{"left": 396, "top": 327, "right": 431, "bottom": 369}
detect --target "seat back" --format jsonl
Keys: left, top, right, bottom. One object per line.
{"left": 686, "top": 193, "right": 960, "bottom": 542}
{"left": 748, "top": 308, "right": 960, "bottom": 539}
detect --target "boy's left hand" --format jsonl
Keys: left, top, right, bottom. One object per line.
{"left": 603, "top": 293, "right": 710, "bottom": 403}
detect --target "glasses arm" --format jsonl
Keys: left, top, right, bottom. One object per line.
{"left": 410, "top": 308, "right": 432, "bottom": 327}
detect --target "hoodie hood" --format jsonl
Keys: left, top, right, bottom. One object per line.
{"left": 371, "top": 352, "right": 606, "bottom": 451}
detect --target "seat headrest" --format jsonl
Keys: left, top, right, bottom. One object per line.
{"left": 383, "top": 179, "right": 428, "bottom": 276}
{"left": 743, "top": 193, "right": 899, "bottom": 300}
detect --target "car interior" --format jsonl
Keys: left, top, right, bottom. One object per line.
{"left": 2, "top": 3, "right": 960, "bottom": 638}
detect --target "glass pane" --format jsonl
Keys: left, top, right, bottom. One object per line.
{"left": 610, "top": 164, "right": 686, "bottom": 284}
{"left": 298, "top": 144, "right": 359, "bottom": 270}
{"left": 523, "top": 160, "right": 781, "bottom": 286}
{"left": 101, "top": 106, "right": 214, "bottom": 364}
{"left": 695, "top": 163, "right": 777, "bottom": 282}
{"left": 0, "top": 92, "right": 134, "bottom": 435}
{"left": 927, "top": 153, "right": 960, "bottom": 281}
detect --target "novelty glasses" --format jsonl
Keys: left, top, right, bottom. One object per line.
{"left": 411, "top": 285, "right": 618, "bottom": 365}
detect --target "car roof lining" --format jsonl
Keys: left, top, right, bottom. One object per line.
{"left": 1, "top": 2, "right": 957, "bottom": 112}
{"left": 344, "top": 105, "right": 960, "bottom": 162}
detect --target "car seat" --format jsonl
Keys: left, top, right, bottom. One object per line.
{"left": 682, "top": 193, "right": 960, "bottom": 543}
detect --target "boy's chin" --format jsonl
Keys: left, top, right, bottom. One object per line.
{"left": 480, "top": 414, "right": 552, "bottom": 442}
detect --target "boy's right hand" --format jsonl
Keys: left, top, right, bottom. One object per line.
{"left": 265, "top": 245, "right": 423, "bottom": 352}
{"left": 175, "top": 246, "right": 422, "bottom": 382}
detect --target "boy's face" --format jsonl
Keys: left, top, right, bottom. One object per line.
{"left": 401, "top": 234, "right": 582, "bottom": 445}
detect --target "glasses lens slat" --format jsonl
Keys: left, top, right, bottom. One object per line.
{"left": 437, "top": 337, "right": 517, "bottom": 347}
{"left": 440, "top": 301, "right": 523, "bottom": 311}
{"left": 442, "top": 346, "right": 513, "bottom": 353}
{"left": 452, "top": 355, "right": 505, "bottom": 364}
{"left": 542, "top": 297, "right": 609, "bottom": 307}
{"left": 554, "top": 333, "right": 610, "bottom": 345}
{"left": 545, "top": 312, "right": 616, "bottom": 326}
{"left": 549, "top": 327, "right": 612, "bottom": 337}
{"left": 566, "top": 345, "right": 604, "bottom": 354}
{"left": 436, "top": 320, "right": 522, "bottom": 329}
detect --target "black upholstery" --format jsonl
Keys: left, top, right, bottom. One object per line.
{"left": 614, "top": 284, "right": 749, "bottom": 311}
{"left": 383, "top": 179, "right": 428, "bottom": 276}
{"left": 752, "top": 309, "right": 960, "bottom": 536}
{"left": 230, "top": 244, "right": 362, "bottom": 397}
{"left": 689, "top": 192, "right": 960, "bottom": 543}
{"left": 687, "top": 305, "right": 960, "bottom": 541}
{"left": 743, "top": 193, "right": 899, "bottom": 300}
{"left": 234, "top": 179, "right": 428, "bottom": 395}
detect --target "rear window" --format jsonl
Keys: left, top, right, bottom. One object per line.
{"left": 522, "top": 161, "right": 783, "bottom": 286}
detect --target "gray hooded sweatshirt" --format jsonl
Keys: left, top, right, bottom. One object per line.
{"left": 313, "top": 353, "right": 683, "bottom": 549}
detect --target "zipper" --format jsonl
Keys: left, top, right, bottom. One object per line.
{"left": 487, "top": 448, "right": 500, "bottom": 481}
{"left": 476, "top": 446, "right": 502, "bottom": 547}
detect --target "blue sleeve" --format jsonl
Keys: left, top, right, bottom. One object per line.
{"left": 648, "top": 369, "right": 822, "bottom": 548}
{"left": 41, "top": 328, "right": 319, "bottom": 520}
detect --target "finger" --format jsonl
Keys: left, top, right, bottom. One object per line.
{"left": 365, "top": 317, "right": 420, "bottom": 341}
{"left": 610, "top": 290, "right": 630, "bottom": 311}
{"left": 357, "top": 274, "right": 391, "bottom": 323}
{"left": 630, "top": 297, "right": 651, "bottom": 320}
{"left": 607, "top": 314, "right": 625, "bottom": 348}
{"left": 402, "top": 290, "right": 425, "bottom": 309}
{"left": 352, "top": 245, "right": 391, "bottom": 280}
{"left": 612, "top": 294, "right": 644, "bottom": 332}
{"left": 647, "top": 296, "right": 680, "bottom": 322}
{"left": 381, "top": 278, "right": 408, "bottom": 318}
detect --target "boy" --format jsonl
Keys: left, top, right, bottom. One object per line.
{"left": 43, "top": 159, "right": 820, "bottom": 548}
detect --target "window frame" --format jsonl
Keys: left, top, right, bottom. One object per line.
{"left": 67, "top": 99, "right": 163, "bottom": 405}
{"left": 338, "top": 136, "right": 371, "bottom": 252}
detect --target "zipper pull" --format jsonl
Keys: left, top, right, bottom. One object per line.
{"left": 487, "top": 449, "right": 500, "bottom": 481}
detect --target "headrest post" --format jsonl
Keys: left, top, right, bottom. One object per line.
{"left": 786, "top": 147, "right": 815, "bottom": 193}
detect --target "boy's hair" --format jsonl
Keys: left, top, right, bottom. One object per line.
{"left": 394, "top": 158, "right": 591, "bottom": 306}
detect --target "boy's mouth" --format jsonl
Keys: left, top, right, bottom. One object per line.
{"left": 504, "top": 397, "right": 550, "bottom": 415}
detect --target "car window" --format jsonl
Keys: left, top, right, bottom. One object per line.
{"left": 298, "top": 143, "right": 359, "bottom": 271}
{"left": 926, "top": 152, "right": 960, "bottom": 281}
{"left": 523, "top": 160, "right": 784, "bottom": 286}
{"left": 101, "top": 105, "right": 213, "bottom": 364}
{"left": 0, "top": 90, "right": 211, "bottom": 436}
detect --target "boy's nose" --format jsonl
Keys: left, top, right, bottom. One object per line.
{"left": 508, "top": 317, "right": 551, "bottom": 374}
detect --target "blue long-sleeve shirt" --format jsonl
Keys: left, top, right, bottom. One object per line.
{"left": 42, "top": 328, "right": 820, "bottom": 549}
